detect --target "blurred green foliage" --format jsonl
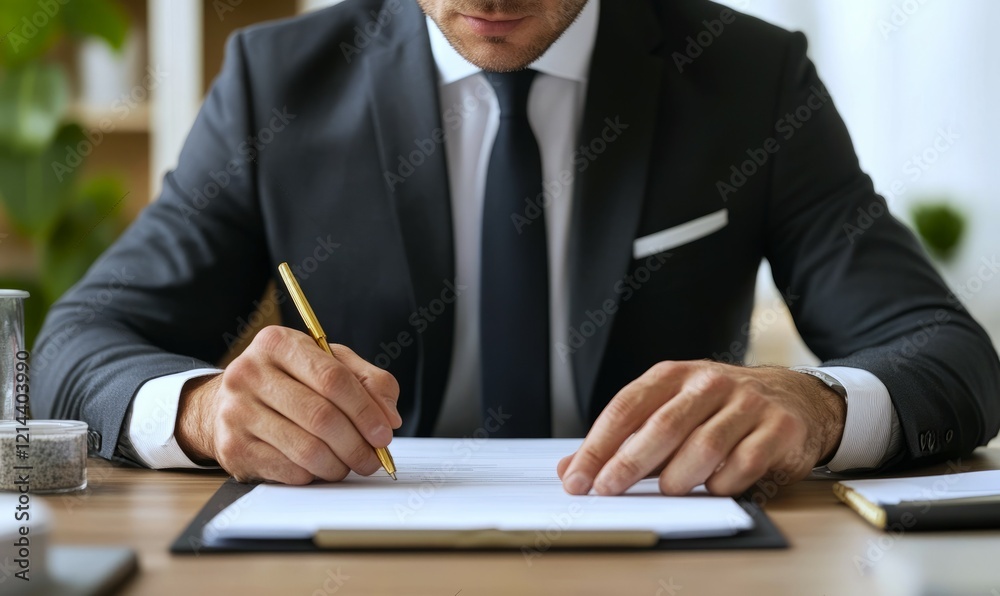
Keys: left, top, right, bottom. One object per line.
{"left": 911, "top": 201, "right": 966, "bottom": 263}
{"left": 0, "top": 0, "right": 129, "bottom": 347}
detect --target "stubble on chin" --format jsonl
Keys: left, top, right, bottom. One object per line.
{"left": 417, "top": 0, "right": 588, "bottom": 72}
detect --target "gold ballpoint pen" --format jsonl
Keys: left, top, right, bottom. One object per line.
{"left": 277, "top": 262, "right": 397, "bottom": 480}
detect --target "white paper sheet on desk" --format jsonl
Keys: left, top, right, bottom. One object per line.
{"left": 839, "top": 470, "right": 1000, "bottom": 505}
{"left": 205, "top": 438, "right": 754, "bottom": 542}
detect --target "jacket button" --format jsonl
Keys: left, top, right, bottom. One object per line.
{"left": 87, "top": 429, "right": 102, "bottom": 452}
{"left": 919, "top": 430, "right": 938, "bottom": 452}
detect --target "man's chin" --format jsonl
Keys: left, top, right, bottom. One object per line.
{"left": 448, "top": 35, "right": 548, "bottom": 72}
{"left": 466, "top": 45, "right": 536, "bottom": 71}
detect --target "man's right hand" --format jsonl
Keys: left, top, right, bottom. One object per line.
{"left": 175, "top": 325, "right": 402, "bottom": 484}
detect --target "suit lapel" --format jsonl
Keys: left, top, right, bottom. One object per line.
{"left": 569, "top": 1, "right": 664, "bottom": 420}
{"left": 365, "top": 1, "right": 455, "bottom": 434}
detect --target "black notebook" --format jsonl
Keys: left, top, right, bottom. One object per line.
{"left": 834, "top": 470, "right": 1000, "bottom": 531}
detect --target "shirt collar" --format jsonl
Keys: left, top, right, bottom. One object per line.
{"left": 426, "top": 0, "right": 599, "bottom": 85}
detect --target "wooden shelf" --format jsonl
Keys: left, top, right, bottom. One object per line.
{"left": 68, "top": 103, "right": 151, "bottom": 134}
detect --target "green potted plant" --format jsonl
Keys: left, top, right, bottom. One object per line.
{"left": 910, "top": 200, "right": 967, "bottom": 264}
{"left": 0, "top": 0, "right": 130, "bottom": 347}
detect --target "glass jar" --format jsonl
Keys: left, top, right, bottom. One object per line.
{"left": 0, "top": 289, "right": 29, "bottom": 420}
{"left": 0, "top": 420, "right": 88, "bottom": 493}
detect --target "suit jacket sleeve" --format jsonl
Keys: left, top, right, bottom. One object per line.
{"left": 764, "top": 32, "right": 1000, "bottom": 469}
{"left": 32, "top": 32, "right": 269, "bottom": 460}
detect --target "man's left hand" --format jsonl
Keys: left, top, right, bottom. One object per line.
{"left": 558, "top": 361, "right": 847, "bottom": 496}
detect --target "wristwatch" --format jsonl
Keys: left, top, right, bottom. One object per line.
{"left": 794, "top": 367, "right": 847, "bottom": 398}
{"left": 793, "top": 368, "right": 849, "bottom": 470}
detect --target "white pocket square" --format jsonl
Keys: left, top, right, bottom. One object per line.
{"left": 632, "top": 208, "right": 729, "bottom": 259}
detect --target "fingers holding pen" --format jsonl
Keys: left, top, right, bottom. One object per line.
{"left": 253, "top": 327, "right": 397, "bottom": 448}
{"left": 329, "top": 343, "right": 402, "bottom": 429}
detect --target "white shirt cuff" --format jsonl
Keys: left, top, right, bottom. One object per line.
{"left": 127, "top": 368, "right": 223, "bottom": 469}
{"left": 794, "top": 366, "right": 902, "bottom": 472}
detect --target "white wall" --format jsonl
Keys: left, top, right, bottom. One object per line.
{"left": 714, "top": 0, "right": 1000, "bottom": 357}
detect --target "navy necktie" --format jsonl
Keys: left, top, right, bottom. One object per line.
{"left": 480, "top": 69, "right": 551, "bottom": 438}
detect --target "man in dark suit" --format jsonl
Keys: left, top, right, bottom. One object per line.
{"left": 34, "top": 0, "right": 1000, "bottom": 496}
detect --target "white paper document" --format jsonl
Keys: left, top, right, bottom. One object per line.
{"left": 839, "top": 470, "right": 1000, "bottom": 505}
{"left": 205, "top": 438, "right": 754, "bottom": 543}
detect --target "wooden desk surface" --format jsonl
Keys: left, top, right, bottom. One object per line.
{"left": 38, "top": 449, "right": 1000, "bottom": 596}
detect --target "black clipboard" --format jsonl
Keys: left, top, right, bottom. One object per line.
{"left": 170, "top": 478, "right": 788, "bottom": 554}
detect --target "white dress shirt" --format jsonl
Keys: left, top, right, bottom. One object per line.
{"left": 124, "top": 0, "right": 900, "bottom": 472}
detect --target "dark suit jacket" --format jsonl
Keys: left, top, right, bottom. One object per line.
{"left": 34, "top": 0, "right": 1000, "bottom": 468}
